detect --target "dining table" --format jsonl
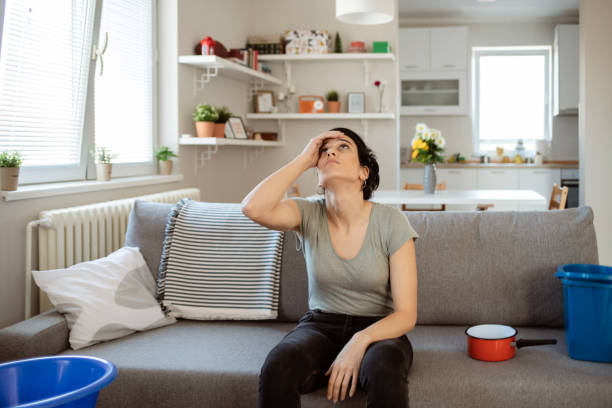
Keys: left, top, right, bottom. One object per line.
{"left": 368, "top": 189, "right": 547, "bottom": 207}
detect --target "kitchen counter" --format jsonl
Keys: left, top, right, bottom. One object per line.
{"left": 400, "top": 161, "right": 578, "bottom": 169}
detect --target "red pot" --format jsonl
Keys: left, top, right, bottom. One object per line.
{"left": 465, "top": 324, "right": 557, "bottom": 362}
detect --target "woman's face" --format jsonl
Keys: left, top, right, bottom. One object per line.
{"left": 316, "top": 135, "right": 368, "bottom": 189}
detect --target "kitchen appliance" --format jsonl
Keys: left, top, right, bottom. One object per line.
{"left": 561, "top": 169, "right": 579, "bottom": 208}
{"left": 465, "top": 324, "right": 557, "bottom": 362}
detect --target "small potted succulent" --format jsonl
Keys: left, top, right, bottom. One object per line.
{"left": 0, "top": 150, "right": 23, "bottom": 191}
{"left": 89, "top": 146, "right": 116, "bottom": 181}
{"left": 326, "top": 90, "right": 340, "bottom": 113}
{"left": 193, "top": 103, "right": 219, "bottom": 138}
{"left": 155, "top": 146, "right": 178, "bottom": 175}
{"left": 214, "top": 106, "right": 232, "bottom": 138}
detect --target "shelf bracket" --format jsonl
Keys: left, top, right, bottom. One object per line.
{"left": 284, "top": 61, "right": 292, "bottom": 86}
{"left": 361, "top": 119, "right": 369, "bottom": 142}
{"left": 193, "top": 145, "right": 218, "bottom": 175}
{"left": 243, "top": 146, "right": 264, "bottom": 169}
{"left": 248, "top": 78, "right": 265, "bottom": 100}
{"left": 363, "top": 60, "right": 370, "bottom": 88}
{"left": 195, "top": 65, "right": 219, "bottom": 91}
{"left": 277, "top": 119, "right": 285, "bottom": 144}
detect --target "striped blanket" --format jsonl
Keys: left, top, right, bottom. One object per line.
{"left": 157, "top": 198, "right": 284, "bottom": 320}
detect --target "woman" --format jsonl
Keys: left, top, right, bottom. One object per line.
{"left": 241, "top": 127, "right": 419, "bottom": 407}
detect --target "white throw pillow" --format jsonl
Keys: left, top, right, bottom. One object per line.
{"left": 32, "top": 246, "right": 176, "bottom": 350}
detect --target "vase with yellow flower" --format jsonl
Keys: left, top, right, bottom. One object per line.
{"left": 411, "top": 123, "right": 446, "bottom": 194}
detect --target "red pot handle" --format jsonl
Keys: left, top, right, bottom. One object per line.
{"left": 512, "top": 339, "right": 557, "bottom": 349}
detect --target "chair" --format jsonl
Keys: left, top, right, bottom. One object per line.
{"left": 549, "top": 183, "right": 569, "bottom": 210}
{"left": 401, "top": 181, "right": 447, "bottom": 211}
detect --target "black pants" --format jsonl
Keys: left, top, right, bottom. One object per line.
{"left": 258, "top": 309, "right": 414, "bottom": 407}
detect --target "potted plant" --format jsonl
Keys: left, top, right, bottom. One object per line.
{"left": 89, "top": 146, "right": 116, "bottom": 181}
{"left": 0, "top": 150, "right": 23, "bottom": 191}
{"left": 326, "top": 90, "right": 340, "bottom": 113}
{"left": 214, "top": 106, "right": 232, "bottom": 138}
{"left": 410, "top": 123, "right": 446, "bottom": 194}
{"left": 155, "top": 146, "right": 178, "bottom": 175}
{"left": 193, "top": 103, "right": 219, "bottom": 138}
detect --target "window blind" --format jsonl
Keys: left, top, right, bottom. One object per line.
{"left": 0, "top": 0, "right": 95, "bottom": 168}
{"left": 94, "top": 0, "right": 153, "bottom": 164}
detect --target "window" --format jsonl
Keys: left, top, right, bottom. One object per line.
{"left": 472, "top": 47, "right": 551, "bottom": 155}
{"left": 0, "top": 0, "right": 156, "bottom": 184}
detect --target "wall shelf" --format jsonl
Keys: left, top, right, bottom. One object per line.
{"left": 258, "top": 53, "right": 395, "bottom": 62}
{"left": 178, "top": 55, "right": 283, "bottom": 92}
{"left": 246, "top": 113, "right": 395, "bottom": 120}
{"left": 179, "top": 137, "right": 284, "bottom": 146}
{"left": 179, "top": 136, "right": 284, "bottom": 174}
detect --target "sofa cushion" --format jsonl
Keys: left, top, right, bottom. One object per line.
{"left": 124, "top": 200, "right": 308, "bottom": 322}
{"left": 125, "top": 200, "right": 174, "bottom": 282}
{"left": 404, "top": 206, "right": 598, "bottom": 327}
{"left": 61, "top": 321, "right": 612, "bottom": 408}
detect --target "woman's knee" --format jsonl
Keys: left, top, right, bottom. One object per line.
{"left": 360, "top": 336, "right": 413, "bottom": 380}
{"left": 260, "top": 341, "right": 308, "bottom": 385}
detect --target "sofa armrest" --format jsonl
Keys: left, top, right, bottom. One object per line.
{"left": 0, "top": 309, "right": 69, "bottom": 363}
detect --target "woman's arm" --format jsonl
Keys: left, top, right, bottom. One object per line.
{"left": 241, "top": 130, "right": 344, "bottom": 232}
{"left": 357, "top": 238, "right": 418, "bottom": 343}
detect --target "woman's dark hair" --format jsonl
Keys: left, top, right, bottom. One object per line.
{"left": 325, "top": 127, "right": 379, "bottom": 200}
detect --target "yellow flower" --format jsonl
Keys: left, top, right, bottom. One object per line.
{"left": 412, "top": 149, "right": 419, "bottom": 159}
{"left": 413, "top": 139, "right": 429, "bottom": 151}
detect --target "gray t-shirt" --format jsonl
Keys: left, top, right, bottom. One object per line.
{"left": 292, "top": 196, "right": 419, "bottom": 317}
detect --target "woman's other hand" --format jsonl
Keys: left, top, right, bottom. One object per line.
{"left": 325, "top": 332, "right": 371, "bottom": 403}
{"left": 298, "top": 130, "right": 344, "bottom": 169}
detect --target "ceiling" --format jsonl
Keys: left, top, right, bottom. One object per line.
{"left": 398, "top": 0, "right": 580, "bottom": 23}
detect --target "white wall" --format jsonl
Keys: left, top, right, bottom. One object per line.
{"left": 579, "top": 0, "right": 612, "bottom": 264}
{"left": 399, "top": 21, "right": 579, "bottom": 162}
{"left": 175, "top": 0, "right": 400, "bottom": 199}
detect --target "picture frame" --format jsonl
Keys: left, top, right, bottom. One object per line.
{"left": 227, "top": 116, "right": 248, "bottom": 140}
{"left": 347, "top": 92, "right": 365, "bottom": 113}
{"left": 254, "top": 90, "right": 275, "bottom": 113}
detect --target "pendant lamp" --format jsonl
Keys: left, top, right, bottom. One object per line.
{"left": 336, "top": 0, "right": 394, "bottom": 25}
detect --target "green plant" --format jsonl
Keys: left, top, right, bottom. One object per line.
{"left": 89, "top": 146, "right": 115, "bottom": 164}
{"left": 333, "top": 32, "right": 343, "bottom": 53}
{"left": 155, "top": 146, "right": 178, "bottom": 162}
{"left": 215, "top": 106, "right": 232, "bottom": 124}
{"left": 0, "top": 150, "right": 23, "bottom": 167}
{"left": 325, "top": 90, "right": 339, "bottom": 102}
{"left": 193, "top": 103, "right": 219, "bottom": 122}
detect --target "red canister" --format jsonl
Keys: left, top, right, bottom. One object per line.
{"left": 201, "top": 36, "right": 215, "bottom": 55}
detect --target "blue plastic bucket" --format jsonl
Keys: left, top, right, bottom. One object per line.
{"left": 555, "top": 263, "right": 612, "bottom": 283}
{"left": 0, "top": 355, "right": 117, "bottom": 408}
{"left": 557, "top": 277, "right": 612, "bottom": 363}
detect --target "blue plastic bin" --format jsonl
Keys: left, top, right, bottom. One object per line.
{"left": 555, "top": 263, "right": 612, "bottom": 358}
{"left": 0, "top": 355, "right": 117, "bottom": 408}
{"left": 555, "top": 264, "right": 612, "bottom": 363}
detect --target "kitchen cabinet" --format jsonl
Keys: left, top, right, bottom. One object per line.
{"left": 398, "top": 28, "right": 430, "bottom": 71}
{"left": 476, "top": 169, "right": 519, "bottom": 211}
{"left": 399, "top": 26, "right": 468, "bottom": 72}
{"left": 438, "top": 168, "right": 477, "bottom": 210}
{"left": 400, "top": 71, "right": 468, "bottom": 116}
{"left": 518, "top": 168, "right": 560, "bottom": 210}
{"left": 553, "top": 24, "right": 579, "bottom": 115}
{"left": 430, "top": 27, "right": 468, "bottom": 71}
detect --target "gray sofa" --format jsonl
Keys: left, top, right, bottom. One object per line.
{"left": 2, "top": 201, "right": 612, "bottom": 407}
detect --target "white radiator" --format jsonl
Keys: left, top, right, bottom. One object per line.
{"left": 25, "top": 188, "right": 201, "bottom": 318}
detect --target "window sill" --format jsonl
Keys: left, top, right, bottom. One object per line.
{"left": 1, "top": 174, "right": 184, "bottom": 202}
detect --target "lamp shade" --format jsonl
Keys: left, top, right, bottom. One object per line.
{"left": 336, "top": 0, "right": 394, "bottom": 25}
